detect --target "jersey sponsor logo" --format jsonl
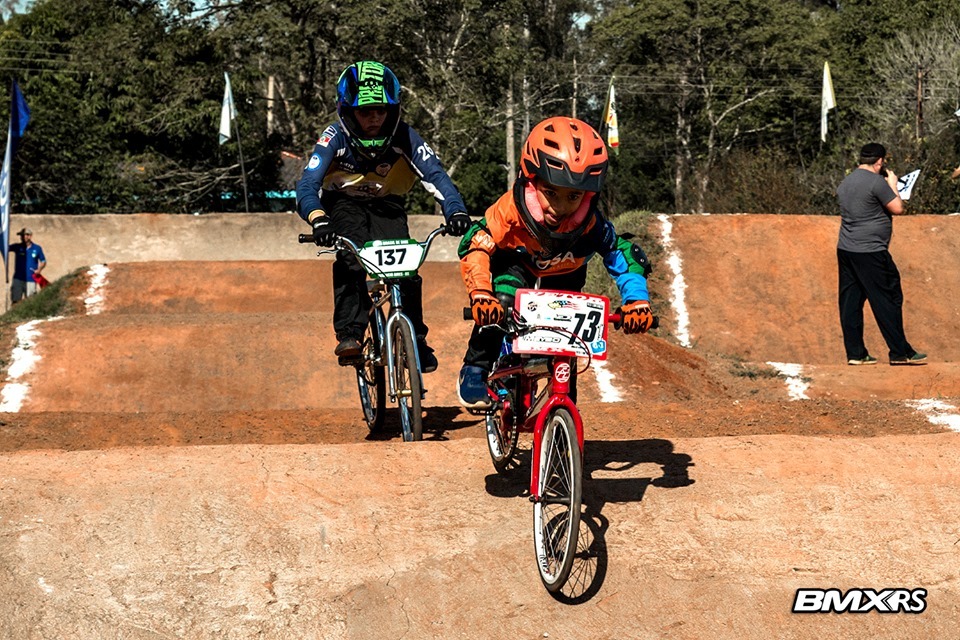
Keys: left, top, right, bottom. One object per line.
{"left": 306, "top": 154, "right": 321, "bottom": 171}
{"left": 792, "top": 588, "right": 927, "bottom": 614}
{"left": 317, "top": 125, "right": 337, "bottom": 147}
{"left": 474, "top": 232, "right": 496, "bottom": 253}
{"left": 534, "top": 252, "right": 577, "bottom": 269}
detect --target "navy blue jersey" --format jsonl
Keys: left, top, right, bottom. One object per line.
{"left": 296, "top": 121, "right": 466, "bottom": 222}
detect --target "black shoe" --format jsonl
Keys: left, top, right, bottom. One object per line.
{"left": 334, "top": 336, "right": 362, "bottom": 359}
{"left": 417, "top": 339, "right": 438, "bottom": 373}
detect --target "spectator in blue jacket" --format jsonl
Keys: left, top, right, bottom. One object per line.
{"left": 8, "top": 227, "right": 46, "bottom": 304}
{"left": 296, "top": 60, "right": 471, "bottom": 372}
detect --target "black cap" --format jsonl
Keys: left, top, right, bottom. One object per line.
{"left": 858, "top": 143, "right": 886, "bottom": 165}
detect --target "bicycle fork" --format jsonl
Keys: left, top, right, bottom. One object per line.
{"left": 377, "top": 283, "right": 425, "bottom": 402}
{"left": 528, "top": 357, "right": 584, "bottom": 502}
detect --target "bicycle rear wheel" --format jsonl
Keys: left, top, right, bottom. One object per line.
{"left": 356, "top": 311, "right": 386, "bottom": 433}
{"left": 392, "top": 319, "right": 423, "bottom": 442}
{"left": 533, "top": 407, "right": 582, "bottom": 592}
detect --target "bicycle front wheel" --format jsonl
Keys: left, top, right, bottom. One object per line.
{"left": 533, "top": 407, "right": 582, "bottom": 592}
{"left": 486, "top": 378, "right": 520, "bottom": 473}
{"left": 357, "top": 312, "right": 386, "bottom": 433}
{"left": 392, "top": 319, "right": 423, "bottom": 442}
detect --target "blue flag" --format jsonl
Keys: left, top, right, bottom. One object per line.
{"left": 1, "top": 81, "right": 31, "bottom": 282}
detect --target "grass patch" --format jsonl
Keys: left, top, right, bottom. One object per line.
{"left": 585, "top": 210, "right": 677, "bottom": 341}
{"left": 0, "top": 269, "right": 87, "bottom": 326}
{"left": 0, "top": 269, "right": 89, "bottom": 370}
{"left": 730, "top": 361, "right": 781, "bottom": 379}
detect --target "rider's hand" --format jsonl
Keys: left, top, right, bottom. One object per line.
{"left": 446, "top": 212, "right": 471, "bottom": 237}
{"left": 619, "top": 300, "right": 654, "bottom": 334}
{"left": 311, "top": 217, "right": 336, "bottom": 247}
{"left": 470, "top": 291, "right": 505, "bottom": 326}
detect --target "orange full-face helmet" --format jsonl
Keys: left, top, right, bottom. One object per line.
{"left": 519, "top": 117, "right": 608, "bottom": 192}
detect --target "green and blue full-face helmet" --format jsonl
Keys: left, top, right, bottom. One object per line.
{"left": 336, "top": 60, "right": 402, "bottom": 161}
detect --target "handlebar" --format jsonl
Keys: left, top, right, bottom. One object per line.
{"left": 298, "top": 224, "right": 450, "bottom": 255}
{"left": 461, "top": 307, "right": 659, "bottom": 332}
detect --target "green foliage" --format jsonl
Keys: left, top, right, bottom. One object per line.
{"left": 0, "top": 0, "right": 957, "bottom": 215}
{"left": 0, "top": 268, "right": 84, "bottom": 324}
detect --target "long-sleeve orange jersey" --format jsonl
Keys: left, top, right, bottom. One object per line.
{"left": 458, "top": 188, "right": 650, "bottom": 303}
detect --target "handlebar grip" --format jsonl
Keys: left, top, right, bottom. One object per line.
{"left": 463, "top": 307, "right": 472, "bottom": 321}
{"left": 608, "top": 314, "right": 660, "bottom": 331}
{"left": 298, "top": 234, "right": 315, "bottom": 244}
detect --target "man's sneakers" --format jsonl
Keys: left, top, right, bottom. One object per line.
{"left": 417, "top": 339, "right": 438, "bottom": 374}
{"left": 847, "top": 354, "right": 878, "bottom": 366}
{"left": 890, "top": 352, "right": 927, "bottom": 366}
{"left": 458, "top": 365, "right": 492, "bottom": 409}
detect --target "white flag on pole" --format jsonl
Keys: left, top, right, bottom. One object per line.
{"left": 897, "top": 169, "right": 920, "bottom": 200}
{"left": 219, "top": 72, "right": 236, "bottom": 145}
{"left": 821, "top": 61, "right": 836, "bottom": 142}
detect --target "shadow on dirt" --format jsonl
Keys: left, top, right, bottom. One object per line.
{"left": 482, "top": 438, "right": 695, "bottom": 604}
{"left": 363, "top": 406, "right": 483, "bottom": 442}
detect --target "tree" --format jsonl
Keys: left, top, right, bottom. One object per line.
{"left": 587, "top": 0, "right": 826, "bottom": 213}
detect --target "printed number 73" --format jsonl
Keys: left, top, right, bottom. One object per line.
{"left": 570, "top": 310, "right": 602, "bottom": 344}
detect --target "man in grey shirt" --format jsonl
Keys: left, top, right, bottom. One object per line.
{"left": 836, "top": 142, "right": 925, "bottom": 365}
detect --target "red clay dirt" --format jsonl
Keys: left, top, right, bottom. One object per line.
{"left": 0, "top": 214, "right": 958, "bottom": 639}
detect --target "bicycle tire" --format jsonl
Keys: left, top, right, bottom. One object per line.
{"left": 393, "top": 319, "right": 423, "bottom": 442}
{"left": 486, "top": 379, "right": 520, "bottom": 473}
{"left": 356, "top": 311, "right": 386, "bottom": 433}
{"left": 533, "top": 406, "right": 582, "bottom": 592}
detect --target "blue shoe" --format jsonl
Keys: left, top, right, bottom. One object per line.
{"left": 458, "top": 365, "right": 491, "bottom": 409}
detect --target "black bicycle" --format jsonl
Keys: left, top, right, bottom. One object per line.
{"left": 299, "top": 225, "right": 449, "bottom": 441}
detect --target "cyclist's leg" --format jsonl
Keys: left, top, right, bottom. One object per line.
{"left": 326, "top": 196, "right": 375, "bottom": 347}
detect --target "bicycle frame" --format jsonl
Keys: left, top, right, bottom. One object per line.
{"left": 487, "top": 353, "right": 584, "bottom": 500}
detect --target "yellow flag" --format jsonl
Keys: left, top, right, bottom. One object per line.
{"left": 603, "top": 78, "right": 619, "bottom": 154}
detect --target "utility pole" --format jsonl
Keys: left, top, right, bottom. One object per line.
{"left": 572, "top": 57, "right": 578, "bottom": 118}
{"left": 506, "top": 78, "right": 516, "bottom": 189}
{"left": 915, "top": 63, "right": 924, "bottom": 141}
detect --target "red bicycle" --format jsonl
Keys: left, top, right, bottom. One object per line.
{"left": 473, "top": 288, "right": 639, "bottom": 592}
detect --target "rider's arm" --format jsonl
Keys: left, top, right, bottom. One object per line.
{"left": 596, "top": 219, "right": 650, "bottom": 303}
{"left": 458, "top": 192, "right": 516, "bottom": 295}
{"left": 400, "top": 124, "right": 468, "bottom": 220}
{"left": 295, "top": 124, "right": 341, "bottom": 223}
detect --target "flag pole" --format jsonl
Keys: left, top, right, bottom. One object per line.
{"left": 234, "top": 117, "right": 250, "bottom": 213}
{"left": 219, "top": 72, "right": 250, "bottom": 213}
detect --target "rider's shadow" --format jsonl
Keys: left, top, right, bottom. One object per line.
{"left": 554, "top": 439, "right": 695, "bottom": 604}
{"left": 583, "top": 438, "right": 695, "bottom": 507}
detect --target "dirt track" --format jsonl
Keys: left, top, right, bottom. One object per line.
{"left": 1, "top": 213, "right": 959, "bottom": 639}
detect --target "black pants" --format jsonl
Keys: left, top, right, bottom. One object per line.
{"left": 837, "top": 248, "right": 915, "bottom": 360}
{"left": 325, "top": 195, "right": 427, "bottom": 341}
{"left": 462, "top": 255, "right": 588, "bottom": 370}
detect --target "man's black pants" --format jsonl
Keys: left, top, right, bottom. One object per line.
{"left": 837, "top": 248, "right": 915, "bottom": 361}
